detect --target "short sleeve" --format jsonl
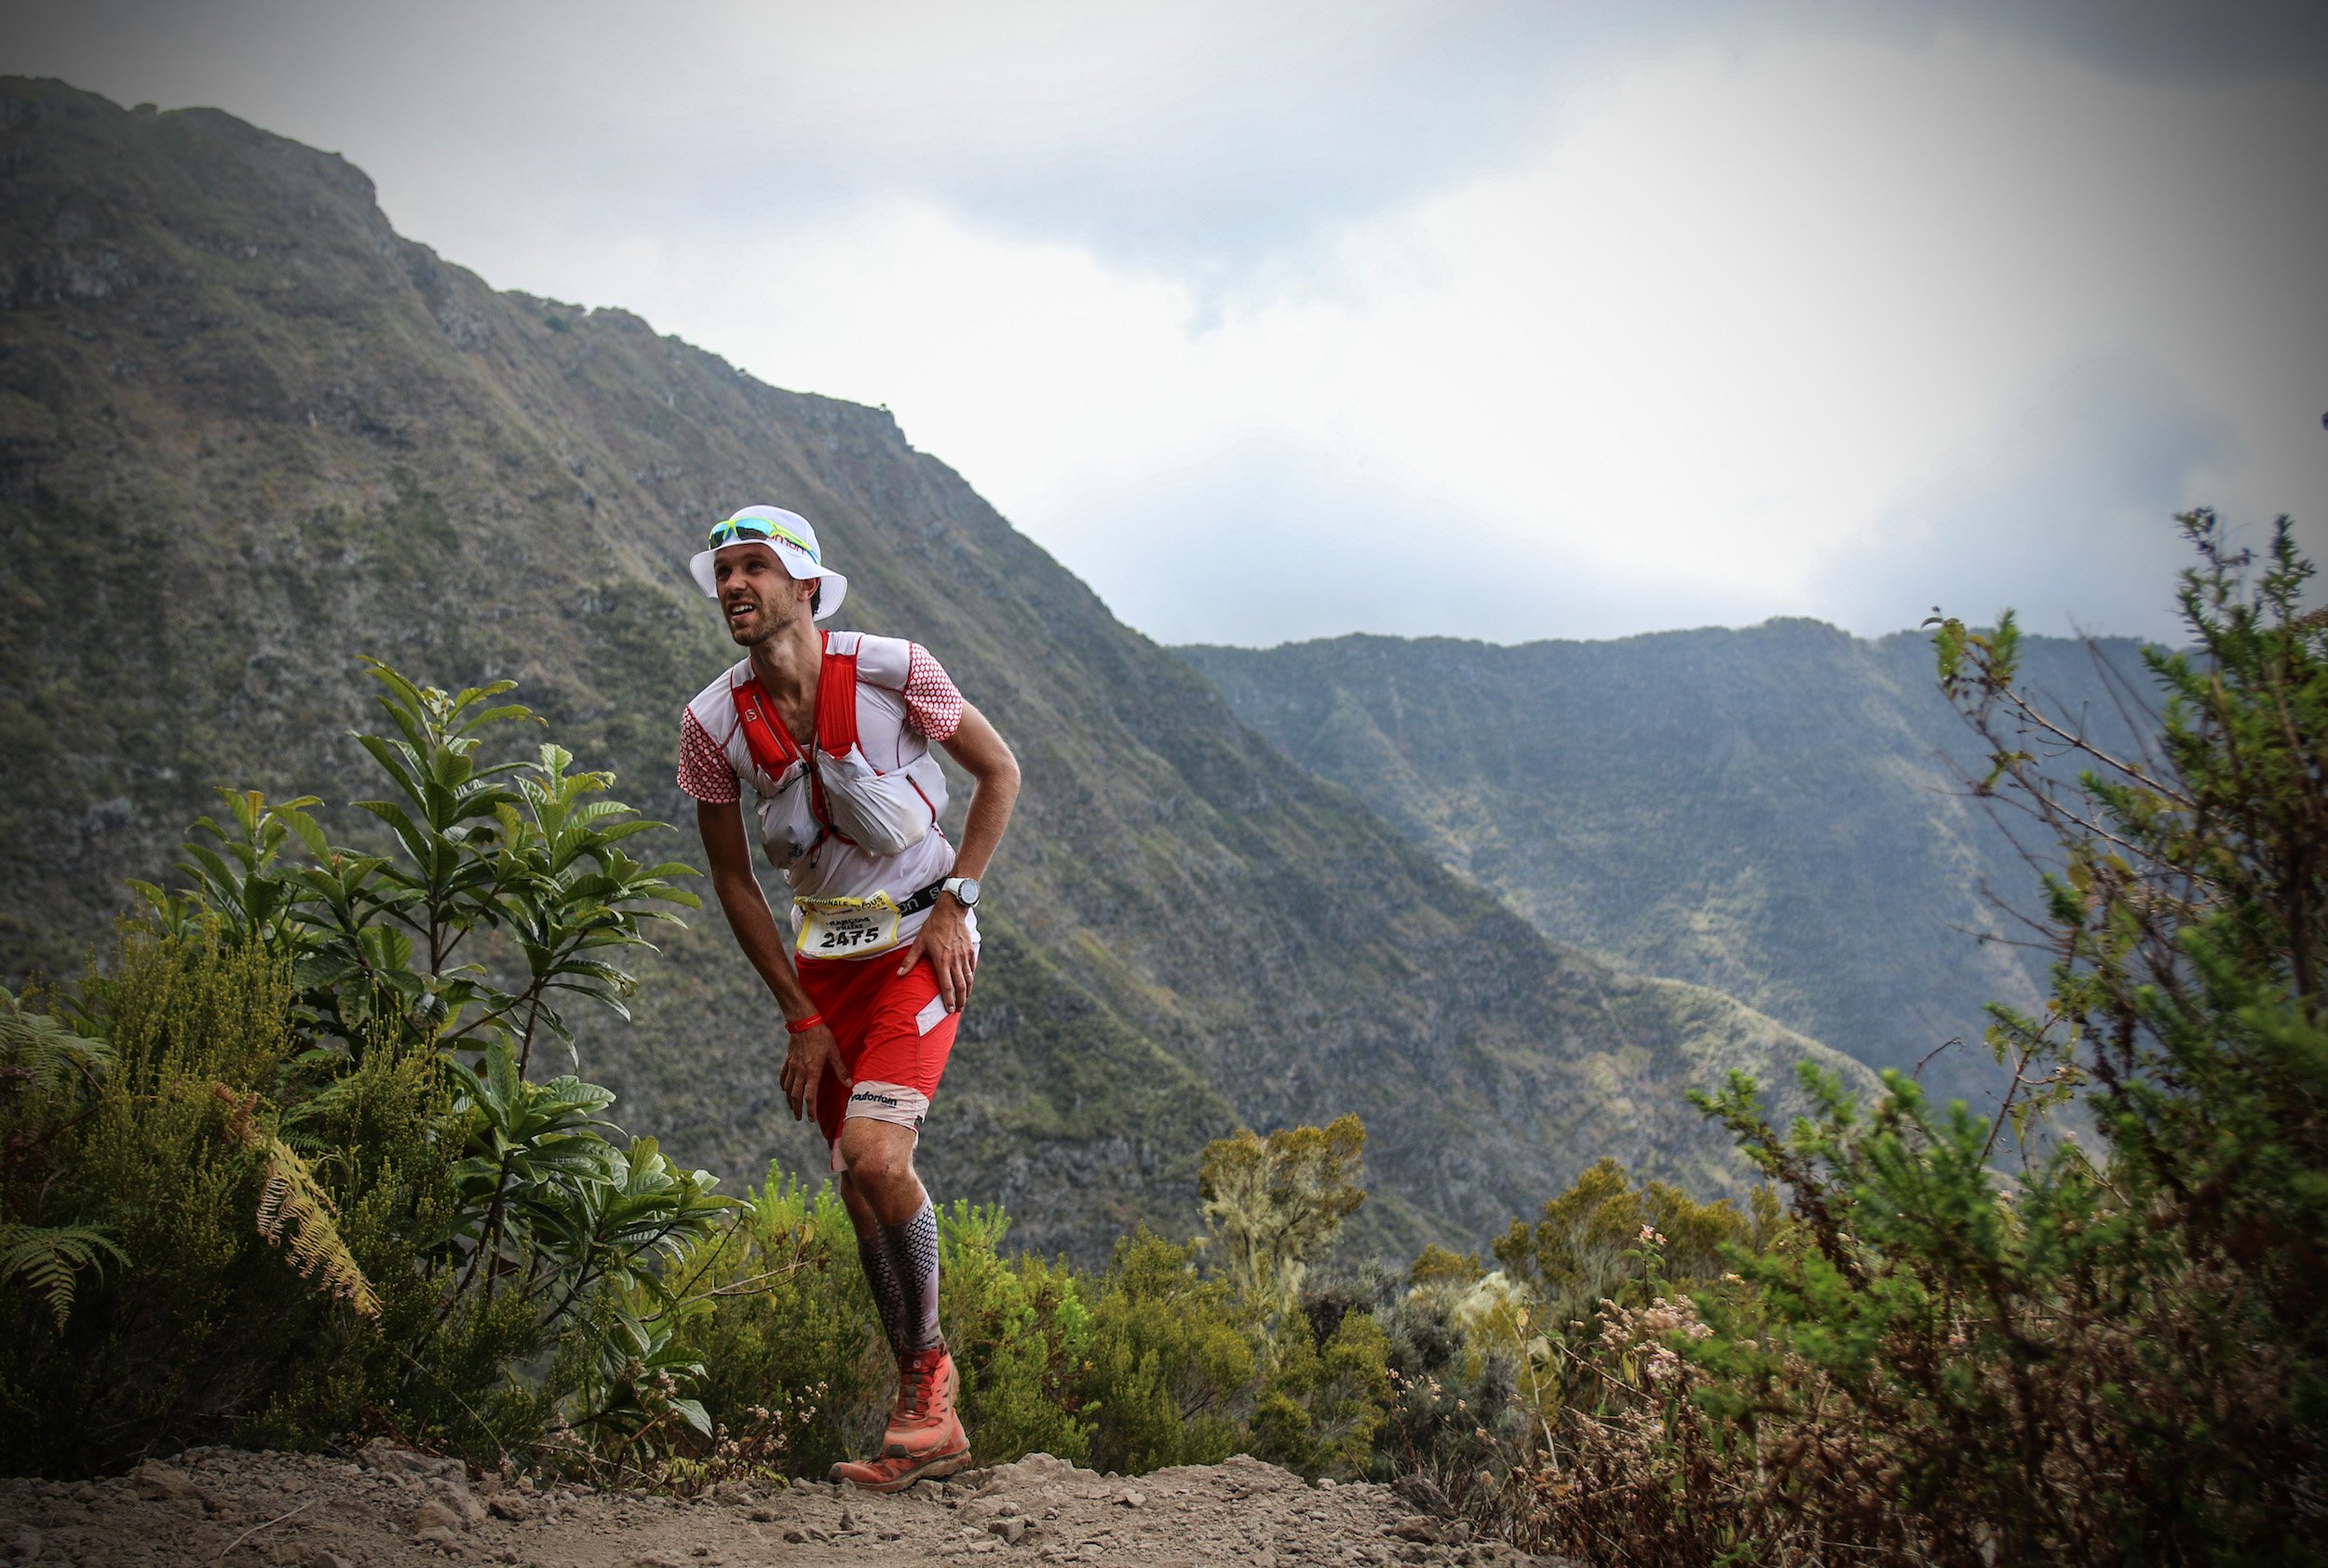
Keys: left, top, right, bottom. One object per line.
{"left": 902, "top": 643, "right": 966, "bottom": 742}
{"left": 677, "top": 709, "right": 741, "bottom": 804}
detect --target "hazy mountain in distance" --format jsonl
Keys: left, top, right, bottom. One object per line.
{"left": 0, "top": 78, "right": 1876, "bottom": 1261}
{"left": 1180, "top": 621, "right": 2161, "bottom": 1110}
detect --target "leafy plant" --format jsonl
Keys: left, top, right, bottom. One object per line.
{"left": 1508, "top": 514, "right": 2328, "bottom": 1565}
{"left": 138, "top": 660, "right": 698, "bottom": 1073}
{"left": 0, "top": 1223, "right": 126, "bottom": 1331}
{"left": 935, "top": 1200, "right": 1095, "bottom": 1466}
{"left": 1, "top": 662, "right": 724, "bottom": 1476}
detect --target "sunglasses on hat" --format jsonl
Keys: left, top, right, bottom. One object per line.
{"left": 707, "top": 514, "right": 819, "bottom": 561}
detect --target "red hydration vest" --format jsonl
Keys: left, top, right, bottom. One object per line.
{"left": 729, "top": 634, "right": 940, "bottom": 853}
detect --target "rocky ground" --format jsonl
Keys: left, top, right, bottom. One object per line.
{"left": 0, "top": 1446, "right": 1575, "bottom": 1568}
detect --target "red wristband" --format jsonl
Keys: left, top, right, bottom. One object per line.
{"left": 785, "top": 1012, "right": 825, "bottom": 1036}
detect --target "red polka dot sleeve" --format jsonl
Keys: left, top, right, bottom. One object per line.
{"left": 903, "top": 644, "right": 966, "bottom": 742}
{"left": 677, "top": 709, "right": 741, "bottom": 804}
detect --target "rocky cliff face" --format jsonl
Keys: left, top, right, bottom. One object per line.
{"left": 0, "top": 78, "right": 1872, "bottom": 1261}
{"left": 1182, "top": 622, "right": 2159, "bottom": 1109}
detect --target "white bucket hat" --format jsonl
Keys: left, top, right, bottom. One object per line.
{"left": 688, "top": 505, "right": 848, "bottom": 621}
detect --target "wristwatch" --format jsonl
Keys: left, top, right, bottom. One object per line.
{"left": 941, "top": 875, "right": 981, "bottom": 909}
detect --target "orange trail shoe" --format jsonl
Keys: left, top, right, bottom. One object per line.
{"left": 829, "top": 1442, "right": 969, "bottom": 1494}
{"left": 884, "top": 1345, "right": 964, "bottom": 1460}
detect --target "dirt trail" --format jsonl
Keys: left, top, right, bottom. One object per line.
{"left": 0, "top": 1446, "right": 1576, "bottom": 1568}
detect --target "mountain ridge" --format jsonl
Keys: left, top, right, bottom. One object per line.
{"left": 1179, "top": 619, "right": 2160, "bottom": 1107}
{"left": 0, "top": 77, "right": 1873, "bottom": 1261}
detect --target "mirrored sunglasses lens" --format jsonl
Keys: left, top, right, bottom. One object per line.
{"left": 707, "top": 518, "right": 775, "bottom": 547}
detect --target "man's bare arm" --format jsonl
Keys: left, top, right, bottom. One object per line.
{"left": 939, "top": 702, "right": 1021, "bottom": 884}
{"left": 697, "top": 798, "right": 844, "bottom": 1120}
{"left": 894, "top": 701, "right": 1021, "bottom": 1007}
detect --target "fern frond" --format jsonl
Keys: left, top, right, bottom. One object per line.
{"left": 250, "top": 1134, "right": 382, "bottom": 1319}
{"left": 0, "top": 988, "right": 115, "bottom": 1100}
{"left": 194, "top": 1077, "right": 383, "bottom": 1319}
{"left": 0, "top": 1223, "right": 128, "bottom": 1331}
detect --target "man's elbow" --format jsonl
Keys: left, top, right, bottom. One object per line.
{"left": 978, "top": 746, "right": 1022, "bottom": 797}
{"left": 707, "top": 865, "right": 765, "bottom": 911}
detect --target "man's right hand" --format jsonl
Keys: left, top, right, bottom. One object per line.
{"left": 780, "top": 1021, "right": 847, "bottom": 1122}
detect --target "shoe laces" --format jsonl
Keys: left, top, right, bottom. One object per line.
{"left": 897, "top": 1347, "right": 946, "bottom": 1417}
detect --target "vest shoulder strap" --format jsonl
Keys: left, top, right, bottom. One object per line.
{"left": 730, "top": 678, "right": 805, "bottom": 780}
{"left": 816, "top": 630, "right": 861, "bottom": 757}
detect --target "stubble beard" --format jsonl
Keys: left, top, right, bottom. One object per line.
{"left": 730, "top": 588, "right": 805, "bottom": 649}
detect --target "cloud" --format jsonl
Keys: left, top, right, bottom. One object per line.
{"left": 8, "top": 3, "right": 2325, "bottom": 647}
{"left": 1038, "top": 427, "right": 1776, "bottom": 647}
{"left": 13, "top": 0, "right": 2324, "bottom": 296}
{"left": 1810, "top": 354, "right": 2244, "bottom": 639}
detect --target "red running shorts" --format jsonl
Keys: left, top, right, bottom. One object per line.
{"left": 795, "top": 952, "right": 961, "bottom": 1167}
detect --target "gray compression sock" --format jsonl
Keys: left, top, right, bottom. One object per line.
{"left": 858, "top": 1236, "right": 912, "bottom": 1358}
{"left": 881, "top": 1199, "right": 944, "bottom": 1353}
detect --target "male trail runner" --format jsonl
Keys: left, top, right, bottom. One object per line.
{"left": 676, "top": 505, "right": 1021, "bottom": 1491}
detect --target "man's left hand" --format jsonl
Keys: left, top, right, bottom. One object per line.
{"left": 897, "top": 897, "right": 978, "bottom": 1010}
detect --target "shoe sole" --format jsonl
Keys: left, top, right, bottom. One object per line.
{"left": 830, "top": 1444, "right": 971, "bottom": 1494}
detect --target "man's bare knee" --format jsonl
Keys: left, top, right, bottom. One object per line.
{"left": 837, "top": 1121, "right": 918, "bottom": 1192}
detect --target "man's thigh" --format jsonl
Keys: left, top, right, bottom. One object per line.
{"left": 814, "top": 956, "right": 959, "bottom": 1163}
{"left": 848, "top": 956, "right": 960, "bottom": 1109}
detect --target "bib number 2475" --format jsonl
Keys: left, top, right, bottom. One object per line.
{"left": 794, "top": 893, "right": 901, "bottom": 957}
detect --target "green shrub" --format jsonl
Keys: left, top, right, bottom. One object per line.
{"left": 1080, "top": 1229, "right": 1255, "bottom": 1473}
{"left": 0, "top": 929, "right": 546, "bottom": 1472}
{"left": 1249, "top": 1304, "right": 1391, "bottom": 1480}
{"left": 676, "top": 1175, "right": 886, "bottom": 1477}
{"left": 936, "top": 1201, "right": 1094, "bottom": 1466}
{"left": 1491, "top": 1156, "right": 1767, "bottom": 1326}
{"left": 1198, "top": 1114, "right": 1366, "bottom": 1316}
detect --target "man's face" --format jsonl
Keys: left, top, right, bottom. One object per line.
{"left": 714, "top": 546, "right": 812, "bottom": 644}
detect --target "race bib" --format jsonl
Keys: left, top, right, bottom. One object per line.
{"left": 794, "top": 892, "right": 902, "bottom": 958}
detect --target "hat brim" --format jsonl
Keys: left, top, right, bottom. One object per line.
{"left": 689, "top": 540, "right": 848, "bottom": 621}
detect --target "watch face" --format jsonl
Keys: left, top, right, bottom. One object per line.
{"left": 954, "top": 876, "right": 981, "bottom": 907}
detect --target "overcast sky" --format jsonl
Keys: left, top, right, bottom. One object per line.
{"left": 10, "top": 1, "right": 2327, "bottom": 645}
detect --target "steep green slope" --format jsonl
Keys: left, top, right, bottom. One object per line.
{"left": 0, "top": 79, "right": 1873, "bottom": 1259}
{"left": 1181, "top": 621, "right": 2159, "bottom": 1107}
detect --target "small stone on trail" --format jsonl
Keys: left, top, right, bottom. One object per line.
{"left": 11, "top": 1530, "right": 43, "bottom": 1561}
{"left": 305, "top": 1552, "right": 352, "bottom": 1568}
{"left": 1116, "top": 1490, "right": 1146, "bottom": 1508}
{"left": 839, "top": 1506, "right": 856, "bottom": 1531}
{"left": 429, "top": 1480, "right": 487, "bottom": 1528}
{"left": 412, "top": 1525, "right": 463, "bottom": 1552}
{"left": 412, "top": 1498, "right": 466, "bottom": 1534}
{"left": 129, "top": 1462, "right": 196, "bottom": 1502}
{"left": 359, "top": 1439, "right": 467, "bottom": 1484}
{"left": 486, "top": 1494, "right": 535, "bottom": 1521}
